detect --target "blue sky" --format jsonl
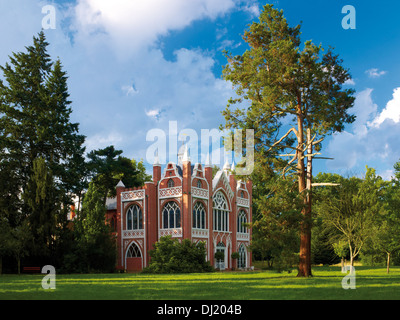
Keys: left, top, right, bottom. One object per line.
{"left": 1, "top": 0, "right": 400, "bottom": 179}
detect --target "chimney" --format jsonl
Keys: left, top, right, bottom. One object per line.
{"left": 182, "top": 144, "right": 191, "bottom": 239}
{"left": 153, "top": 153, "right": 161, "bottom": 184}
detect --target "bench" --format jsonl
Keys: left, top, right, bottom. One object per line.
{"left": 23, "top": 267, "right": 41, "bottom": 273}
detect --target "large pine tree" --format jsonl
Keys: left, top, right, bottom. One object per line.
{"left": 0, "top": 32, "right": 86, "bottom": 262}
{"left": 221, "top": 5, "right": 355, "bottom": 276}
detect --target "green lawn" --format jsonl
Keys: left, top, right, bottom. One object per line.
{"left": 1, "top": 266, "right": 399, "bottom": 300}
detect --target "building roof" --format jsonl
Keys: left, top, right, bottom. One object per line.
{"left": 106, "top": 197, "right": 117, "bottom": 210}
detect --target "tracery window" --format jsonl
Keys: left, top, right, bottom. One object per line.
{"left": 162, "top": 201, "right": 181, "bottom": 229}
{"left": 213, "top": 191, "right": 229, "bottom": 232}
{"left": 197, "top": 180, "right": 202, "bottom": 188}
{"left": 127, "top": 242, "right": 141, "bottom": 258}
{"left": 126, "top": 205, "right": 143, "bottom": 230}
{"left": 238, "top": 244, "right": 246, "bottom": 268}
{"left": 192, "top": 201, "right": 206, "bottom": 229}
{"left": 237, "top": 210, "right": 248, "bottom": 234}
{"left": 215, "top": 242, "right": 226, "bottom": 269}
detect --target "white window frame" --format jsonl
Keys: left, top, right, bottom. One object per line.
{"left": 213, "top": 191, "right": 229, "bottom": 232}
{"left": 193, "top": 201, "right": 207, "bottom": 229}
{"left": 127, "top": 242, "right": 142, "bottom": 258}
{"left": 162, "top": 201, "right": 181, "bottom": 229}
{"left": 237, "top": 210, "right": 248, "bottom": 234}
{"left": 238, "top": 244, "right": 246, "bottom": 268}
{"left": 126, "top": 204, "right": 143, "bottom": 230}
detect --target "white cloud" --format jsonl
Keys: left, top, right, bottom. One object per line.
{"left": 326, "top": 88, "right": 400, "bottom": 179}
{"left": 145, "top": 109, "right": 161, "bottom": 118}
{"left": 0, "top": 0, "right": 240, "bottom": 167}
{"left": 351, "top": 88, "right": 378, "bottom": 136}
{"left": 365, "top": 68, "right": 387, "bottom": 78}
{"left": 145, "top": 108, "right": 167, "bottom": 121}
{"left": 73, "top": 0, "right": 236, "bottom": 54}
{"left": 217, "top": 39, "right": 242, "bottom": 51}
{"left": 216, "top": 27, "right": 228, "bottom": 40}
{"left": 122, "top": 84, "right": 139, "bottom": 96}
{"left": 85, "top": 132, "right": 125, "bottom": 151}
{"left": 344, "top": 78, "right": 355, "bottom": 86}
{"left": 240, "top": 3, "right": 260, "bottom": 17}
{"left": 380, "top": 169, "right": 394, "bottom": 181}
{"left": 370, "top": 87, "right": 400, "bottom": 127}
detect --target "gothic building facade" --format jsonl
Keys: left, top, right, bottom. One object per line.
{"left": 106, "top": 148, "right": 252, "bottom": 272}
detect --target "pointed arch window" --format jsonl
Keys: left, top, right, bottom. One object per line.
{"left": 162, "top": 201, "right": 181, "bottom": 229}
{"left": 127, "top": 242, "right": 141, "bottom": 258}
{"left": 237, "top": 210, "right": 248, "bottom": 234}
{"left": 126, "top": 205, "right": 143, "bottom": 230}
{"left": 213, "top": 191, "right": 229, "bottom": 232}
{"left": 197, "top": 180, "right": 202, "bottom": 189}
{"left": 193, "top": 201, "right": 206, "bottom": 229}
{"left": 216, "top": 242, "right": 226, "bottom": 269}
{"left": 238, "top": 244, "right": 247, "bottom": 268}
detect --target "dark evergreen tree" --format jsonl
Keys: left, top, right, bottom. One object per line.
{"left": 0, "top": 32, "right": 86, "bottom": 265}
{"left": 0, "top": 31, "right": 86, "bottom": 195}
{"left": 87, "top": 145, "right": 151, "bottom": 203}
{"left": 22, "top": 157, "right": 59, "bottom": 260}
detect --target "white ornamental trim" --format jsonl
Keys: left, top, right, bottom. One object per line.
{"left": 121, "top": 189, "right": 145, "bottom": 202}
{"left": 192, "top": 228, "right": 209, "bottom": 239}
{"left": 191, "top": 187, "right": 208, "bottom": 199}
{"left": 237, "top": 197, "right": 250, "bottom": 208}
{"left": 159, "top": 228, "right": 182, "bottom": 238}
{"left": 237, "top": 232, "right": 250, "bottom": 241}
{"left": 159, "top": 186, "right": 182, "bottom": 199}
{"left": 123, "top": 229, "right": 145, "bottom": 239}
{"left": 212, "top": 171, "right": 234, "bottom": 201}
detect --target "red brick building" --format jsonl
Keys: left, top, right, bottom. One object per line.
{"left": 106, "top": 147, "right": 252, "bottom": 272}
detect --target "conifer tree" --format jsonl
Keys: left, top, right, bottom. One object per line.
{"left": 221, "top": 5, "right": 355, "bottom": 276}
{"left": 0, "top": 32, "right": 86, "bottom": 262}
{"left": 0, "top": 31, "right": 86, "bottom": 200}
{"left": 23, "top": 157, "right": 58, "bottom": 258}
{"left": 87, "top": 145, "right": 151, "bottom": 204}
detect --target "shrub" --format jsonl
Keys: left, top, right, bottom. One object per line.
{"left": 143, "top": 236, "right": 214, "bottom": 274}
{"left": 231, "top": 252, "right": 240, "bottom": 260}
{"left": 214, "top": 251, "right": 225, "bottom": 261}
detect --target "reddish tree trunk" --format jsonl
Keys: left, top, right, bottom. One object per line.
{"left": 297, "top": 125, "right": 312, "bottom": 277}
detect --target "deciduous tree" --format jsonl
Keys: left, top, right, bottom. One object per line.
{"left": 316, "top": 167, "right": 383, "bottom": 267}
{"left": 75, "top": 181, "right": 116, "bottom": 272}
{"left": 375, "top": 163, "right": 400, "bottom": 273}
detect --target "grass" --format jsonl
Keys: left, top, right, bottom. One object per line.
{"left": 1, "top": 266, "right": 400, "bottom": 300}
